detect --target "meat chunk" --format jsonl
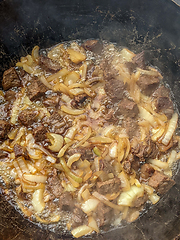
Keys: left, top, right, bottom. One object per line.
{"left": 39, "top": 56, "right": 61, "bottom": 73}
{"left": 132, "top": 51, "right": 146, "bottom": 69}
{"left": 153, "top": 85, "right": 170, "bottom": 98}
{"left": 18, "top": 110, "right": 39, "bottom": 126}
{"left": 43, "top": 95, "right": 60, "bottom": 108}
{"left": 68, "top": 147, "right": 94, "bottom": 161}
{"left": 0, "top": 150, "right": 8, "bottom": 159}
{"left": 26, "top": 77, "right": 48, "bottom": 101}
{"left": 2, "top": 67, "right": 21, "bottom": 90}
{"left": 148, "top": 171, "right": 175, "bottom": 194}
{"left": 123, "top": 117, "right": 139, "bottom": 139}
{"left": 0, "top": 120, "right": 10, "bottom": 139}
{"left": 96, "top": 202, "right": 113, "bottom": 227}
{"left": 137, "top": 75, "right": 160, "bottom": 95}
{"left": 33, "top": 125, "right": 47, "bottom": 142}
{"left": 131, "top": 137, "right": 158, "bottom": 160}
{"left": 97, "top": 178, "right": 121, "bottom": 195}
{"left": 47, "top": 169, "right": 63, "bottom": 198}
{"left": 14, "top": 144, "right": 28, "bottom": 158}
{"left": 71, "top": 207, "right": 87, "bottom": 228}
{"left": 122, "top": 160, "right": 132, "bottom": 174}
{"left": 59, "top": 192, "right": 74, "bottom": 211}
{"left": 99, "top": 159, "right": 116, "bottom": 175}
{"left": 132, "top": 194, "right": 148, "bottom": 208}
{"left": 4, "top": 90, "right": 16, "bottom": 102}
{"left": 154, "top": 96, "right": 174, "bottom": 119}
{"left": 82, "top": 40, "right": 103, "bottom": 54}
{"left": 115, "top": 98, "right": 139, "bottom": 118}
{"left": 104, "top": 78, "right": 126, "bottom": 103}
{"left": 48, "top": 112, "right": 71, "bottom": 135}
{"left": 140, "top": 163, "right": 155, "bottom": 180}
{"left": 71, "top": 94, "right": 88, "bottom": 108}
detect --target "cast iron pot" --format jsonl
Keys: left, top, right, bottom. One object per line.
{"left": 0, "top": 0, "right": 180, "bottom": 239}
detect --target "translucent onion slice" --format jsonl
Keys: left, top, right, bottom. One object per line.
{"left": 92, "top": 191, "right": 122, "bottom": 210}
{"left": 39, "top": 75, "right": 52, "bottom": 89}
{"left": 54, "top": 83, "right": 73, "bottom": 97}
{"left": 61, "top": 105, "right": 85, "bottom": 115}
{"left": 46, "top": 68, "right": 69, "bottom": 82}
{"left": 162, "top": 113, "right": 178, "bottom": 145}
{"left": 77, "top": 183, "right": 88, "bottom": 201}
{"left": 17, "top": 157, "right": 29, "bottom": 174}
{"left": 148, "top": 159, "right": 169, "bottom": 170}
{"left": 47, "top": 133, "right": 64, "bottom": 152}
{"left": 117, "top": 185, "right": 144, "bottom": 207}
{"left": 71, "top": 225, "right": 92, "bottom": 238}
{"left": 31, "top": 45, "right": 39, "bottom": 61}
{"left": 81, "top": 198, "right": 100, "bottom": 214}
{"left": 88, "top": 216, "right": 99, "bottom": 233}
{"left": 109, "top": 142, "right": 118, "bottom": 158}
{"left": 32, "top": 189, "right": 45, "bottom": 213}
{"left": 67, "top": 153, "right": 81, "bottom": 168}
{"left": 138, "top": 105, "right": 157, "bottom": 127}
{"left": 58, "top": 140, "right": 75, "bottom": 157}
{"left": 167, "top": 150, "right": 177, "bottom": 168}
{"left": 23, "top": 174, "right": 47, "bottom": 183}
{"left": 89, "top": 136, "right": 113, "bottom": 144}
{"left": 148, "top": 193, "right": 160, "bottom": 204}
{"left": 74, "top": 127, "right": 92, "bottom": 148}
{"left": 67, "top": 49, "right": 86, "bottom": 64}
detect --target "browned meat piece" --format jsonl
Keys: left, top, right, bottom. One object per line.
{"left": 43, "top": 95, "right": 60, "bottom": 108}
{"left": 48, "top": 112, "right": 71, "bottom": 135}
{"left": 96, "top": 202, "right": 113, "bottom": 227}
{"left": 18, "top": 110, "right": 39, "bottom": 126}
{"left": 71, "top": 94, "right": 88, "bottom": 108}
{"left": 59, "top": 192, "right": 74, "bottom": 211}
{"left": 148, "top": 171, "right": 175, "bottom": 194}
{"left": 71, "top": 207, "right": 88, "bottom": 228}
{"left": 68, "top": 147, "right": 94, "bottom": 161}
{"left": 153, "top": 85, "right": 170, "bottom": 98}
{"left": 104, "top": 78, "right": 127, "bottom": 103}
{"left": 26, "top": 77, "right": 48, "bottom": 101}
{"left": 115, "top": 98, "right": 139, "bottom": 118}
{"left": 132, "top": 194, "right": 148, "bottom": 208}
{"left": 0, "top": 150, "right": 8, "bottom": 159}
{"left": 99, "top": 159, "right": 115, "bottom": 175}
{"left": 140, "top": 163, "right": 155, "bottom": 180}
{"left": 124, "top": 62, "right": 137, "bottom": 73}
{"left": 0, "top": 120, "right": 10, "bottom": 139}
{"left": 4, "top": 90, "right": 16, "bottom": 102}
{"left": 33, "top": 125, "right": 47, "bottom": 142}
{"left": 97, "top": 178, "right": 121, "bottom": 195}
{"left": 82, "top": 40, "right": 103, "bottom": 54}
{"left": 131, "top": 137, "right": 158, "bottom": 160}
{"left": 122, "top": 160, "right": 132, "bottom": 174}
{"left": 14, "top": 144, "right": 28, "bottom": 158}
{"left": 47, "top": 169, "right": 63, "bottom": 198}
{"left": 154, "top": 96, "right": 174, "bottom": 119}
{"left": 2, "top": 67, "right": 21, "bottom": 90}
{"left": 39, "top": 56, "right": 61, "bottom": 73}
{"left": 132, "top": 51, "right": 146, "bottom": 69}
{"left": 123, "top": 117, "right": 139, "bottom": 139}
{"left": 137, "top": 75, "right": 160, "bottom": 95}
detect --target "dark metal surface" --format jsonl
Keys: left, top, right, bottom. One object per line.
{"left": 0, "top": 0, "right": 180, "bottom": 239}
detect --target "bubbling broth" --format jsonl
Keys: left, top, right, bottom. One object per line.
{"left": 0, "top": 40, "right": 179, "bottom": 238}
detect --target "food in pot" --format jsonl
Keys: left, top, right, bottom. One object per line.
{"left": 0, "top": 40, "right": 179, "bottom": 238}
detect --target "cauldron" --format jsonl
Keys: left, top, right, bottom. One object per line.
{"left": 0, "top": 0, "right": 180, "bottom": 239}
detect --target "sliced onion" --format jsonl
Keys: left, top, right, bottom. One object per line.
{"left": 92, "top": 191, "right": 122, "bottom": 210}
{"left": 23, "top": 174, "right": 47, "bottom": 183}
{"left": 54, "top": 83, "right": 73, "bottom": 97}
{"left": 162, "top": 113, "right": 178, "bottom": 145}
{"left": 148, "top": 159, "right": 169, "bottom": 170}
{"left": 67, "top": 49, "right": 86, "bottom": 64}
{"left": 58, "top": 140, "right": 75, "bottom": 157}
{"left": 167, "top": 150, "right": 177, "bottom": 168}
{"left": 17, "top": 156, "right": 29, "bottom": 174}
{"left": 89, "top": 136, "right": 113, "bottom": 144}
{"left": 109, "top": 142, "right": 118, "bottom": 158}
{"left": 88, "top": 216, "right": 99, "bottom": 233}
{"left": 74, "top": 127, "right": 92, "bottom": 148}
{"left": 138, "top": 105, "right": 157, "bottom": 127}
{"left": 32, "top": 189, "right": 45, "bottom": 213}
{"left": 46, "top": 68, "right": 69, "bottom": 82}
{"left": 47, "top": 133, "right": 64, "bottom": 152}
{"left": 78, "top": 183, "right": 88, "bottom": 201}
{"left": 71, "top": 225, "right": 92, "bottom": 238}
{"left": 118, "top": 171, "right": 130, "bottom": 192}
{"left": 61, "top": 105, "right": 85, "bottom": 115}
{"left": 39, "top": 75, "right": 52, "bottom": 89}
{"left": 81, "top": 198, "right": 100, "bottom": 214}
{"left": 31, "top": 45, "right": 39, "bottom": 61}
{"left": 148, "top": 193, "right": 160, "bottom": 204}
{"left": 67, "top": 153, "right": 81, "bottom": 168}
{"left": 46, "top": 156, "right": 57, "bottom": 164}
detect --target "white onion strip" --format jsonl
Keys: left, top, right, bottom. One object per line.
{"left": 162, "top": 113, "right": 178, "bottom": 145}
